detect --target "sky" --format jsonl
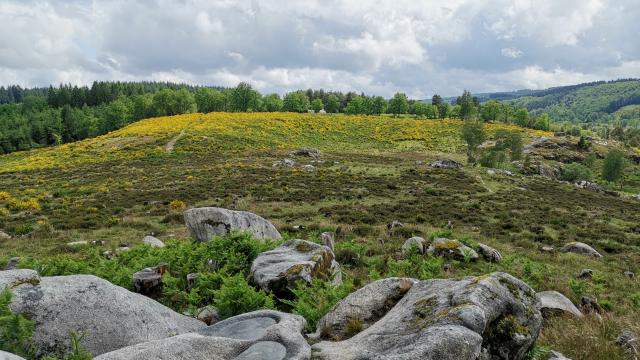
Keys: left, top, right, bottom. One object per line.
{"left": 1, "top": 0, "right": 639, "bottom": 98}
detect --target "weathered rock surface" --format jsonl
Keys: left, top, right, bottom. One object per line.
{"left": 548, "top": 350, "right": 572, "bottom": 360}
{"left": 577, "top": 268, "right": 593, "bottom": 279}
{"left": 311, "top": 272, "right": 543, "bottom": 360}
{"left": 560, "top": 242, "right": 603, "bottom": 258}
{"left": 3, "top": 257, "right": 20, "bottom": 271}
{"left": 574, "top": 180, "right": 603, "bottom": 193}
{"left": 320, "top": 232, "right": 335, "bottom": 252}
{"left": 0, "top": 269, "right": 39, "bottom": 289}
{"left": 0, "top": 230, "right": 11, "bottom": 240}
{"left": 196, "top": 305, "right": 220, "bottom": 325}
{"left": 478, "top": 243, "right": 502, "bottom": 263}
{"left": 624, "top": 271, "right": 635, "bottom": 279}
{"left": 310, "top": 277, "right": 416, "bottom": 341}
{"left": 7, "top": 273, "right": 204, "bottom": 357}
{"left": 402, "top": 236, "right": 428, "bottom": 255}
{"left": 536, "top": 291, "right": 583, "bottom": 318}
{"left": 95, "top": 310, "right": 310, "bottom": 360}
{"left": 429, "top": 159, "right": 462, "bottom": 169}
{"left": 251, "top": 240, "right": 341, "bottom": 297}
{"left": 427, "top": 238, "right": 479, "bottom": 261}
{"left": 273, "top": 158, "right": 296, "bottom": 167}
{"left": 142, "top": 235, "right": 165, "bottom": 248}
{"left": 184, "top": 207, "right": 282, "bottom": 242}
{"left": 616, "top": 330, "right": 639, "bottom": 359}
{"left": 290, "top": 148, "right": 321, "bottom": 158}
{"left": 0, "top": 351, "right": 26, "bottom": 360}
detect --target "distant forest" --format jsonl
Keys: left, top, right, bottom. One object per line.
{"left": 0, "top": 81, "right": 553, "bottom": 155}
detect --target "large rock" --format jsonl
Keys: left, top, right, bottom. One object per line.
{"left": 311, "top": 272, "right": 543, "bottom": 360}
{"left": 536, "top": 291, "right": 583, "bottom": 318}
{"left": 429, "top": 159, "right": 461, "bottom": 169}
{"left": 8, "top": 273, "right": 204, "bottom": 357}
{"left": 402, "top": 236, "right": 428, "bottom": 256}
{"left": 251, "top": 240, "right": 341, "bottom": 297}
{"left": 0, "top": 269, "right": 39, "bottom": 289}
{"left": 142, "top": 235, "right": 165, "bottom": 248}
{"left": 310, "top": 278, "right": 415, "bottom": 341}
{"left": 427, "top": 238, "right": 479, "bottom": 262}
{"left": 478, "top": 243, "right": 502, "bottom": 263}
{"left": 95, "top": 310, "right": 310, "bottom": 360}
{"left": 0, "top": 351, "right": 26, "bottom": 360}
{"left": 184, "top": 207, "right": 282, "bottom": 242}
{"left": 560, "top": 242, "right": 603, "bottom": 258}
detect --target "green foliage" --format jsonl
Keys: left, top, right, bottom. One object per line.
{"left": 283, "top": 91, "right": 310, "bottom": 113}
{"left": 0, "top": 289, "right": 34, "bottom": 358}
{"left": 42, "top": 332, "right": 93, "bottom": 360}
{"left": 213, "top": 274, "right": 275, "bottom": 319}
{"left": 282, "top": 278, "right": 354, "bottom": 332}
{"left": 194, "top": 88, "right": 227, "bottom": 113}
{"left": 461, "top": 118, "right": 486, "bottom": 163}
{"left": 631, "top": 292, "right": 640, "bottom": 309}
{"left": 311, "top": 98, "right": 324, "bottom": 113}
{"left": 602, "top": 149, "right": 626, "bottom": 183}
{"left": 229, "top": 82, "right": 260, "bottom": 112}
{"left": 526, "top": 345, "right": 551, "bottom": 360}
{"left": 560, "top": 163, "right": 594, "bottom": 182}
{"left": 387, "top": 92, "right": 409, "bottom": 115}
{"left": 325, "top": 94, "right": 340, "bottom": 113}
{"left": 262, "top": 94, "right": 283, "bottom": 112}
{"left": 386, "top": 253, "right": 443, "bottom": 280}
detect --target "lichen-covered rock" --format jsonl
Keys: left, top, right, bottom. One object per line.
{"left": 310, "top": 278, "right": 416, "bottom": 341}
{"left": 311, "top": 272, "right": 543, "bottom": 360}
{"left": 0, "top": 269, "right": 40, "bottom": 289}
{"left": 196, "top": 305, "right": 220, "bottom": 325}
{"left": 429, "top": 159, "right": 461, "bottom": 169}
{"left": 9, "top": 274, "right": 204, "bottom": 357}
{"left": 251, "top": 240, "right": 341, "bottom": 297}
{"left": 478, "top": 243, "right": 502, "bottom": 263}
{"left": 184, "top": 207, "right": 282, "bottom": 242}
{"left": 427, "top": 238, "right": 479, "bottom": 261}
{"left": 142, "top": 235, "right": 165, "bottom": 248}
{"left": 290, "top": 148, "right": 321, "bottom": 158}
{"left": 577, "top": 269, "right": 593, "bottom": 279}
{"left": 536, "top": 291, "right": 583, "bottom": 318}
{"left": 402, "top": 237, "right": 427, "bottom": 256}
{"left": 95, "top": 310, "right": 310, "bottom": 360}
{"left": 560, "top": 242, "right": 603, "bottom": 258}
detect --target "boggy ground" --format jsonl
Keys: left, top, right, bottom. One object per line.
{"left": 0, "top": 113, "right": 639, "bottom": 359}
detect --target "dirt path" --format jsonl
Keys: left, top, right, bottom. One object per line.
{"left": 165, "top": 130, "right": 186, "bottom": 153}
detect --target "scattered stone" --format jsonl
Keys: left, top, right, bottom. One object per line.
{"left": 186, "top": 273, "right": 199, "bottom": 289}
{"left": 292, "top": 225, "right": 306, "bottom": 230}
{"left": 321, "top": 232, "right": 335, "bottom": 252}
{"left": 577, "top": 269, "right": 594, "bottom": 280}
{"left": 311, "top": 272, "right": 542, "bottom": 360}
{"left": 4, "top": 257, "right": 20, "bottom": 270}
{"left": 115, "top": 246, "right": 130, "bottom": 253}
{"left": 548, "top": 350, "right": 572, "bottom": 360}
{"left": 401, "top": 236, "right": 427, "bottom": 256}
{"left": 536, "top": 163, "right": 560, "bottom": 179}
{"left": 66, "top": 240, "right": 89, "bottom": 247}
{"left": 272, "top": 158, "right": 296, "bottom": 167}
{"left": 196, "top": 305, "right": 219, "bottom": 326}
{"left": 0, "top": 350, "right": 26, "bottom": 360}
{"left": 427, "top": 238, "right": 479, "bottom": 262}
{"left": 447, "top": 220, "right": 453, "bottom": 229}
{"left": 310, "top": 278, "right": 415, "bottom": 341}
{"left": 616, "top": 330, "right": 639, "bottom": 359}
{"left": 302, "top": 164, "right": 317, "bottom": 172}
{"left": 429, "top": 159, "right": 462, "bottom": 169}
{"left": 487, "top": 168, "right": 514, "bottom": 176}
{"left": 624, "top": 271, "right": 636, "bottom": 279}
{"left": 250, "top": 239, "right": 341, "bottom": 297}
{"left": 478, "top": 243, "right": 502, "bottom": 263}
{"left": 574, "top": 180, "right": 603, "bottom": 193}
{"left": 142, "top": 235, "right": 165, "bottom": 248}
{"left": 0, "top": 230, "right": 11, "bottom": 240}
{"left": 119, "top": 242, "right": 129, "bottom": 247}
{"left": 184, "top": 207, "right": 282, "bottom": 242}
{"left": 580, "top": 294, "right": 603, "bottom": 314}
{"left": 8, "top": 273, "right": 203, "bottom": 357}
{"left": 540, "top": 245, "right": 554, "bottom": 254}
{"left": 102, "top": 250, "right": 113, "bottom": 259}
{"left": 94, "top": 310, "right": 310, "bottom": 360}
{"left": 560, "top": 242, "right": 603, "bottom": 258}
{"left": 536, "top": 291, "right": 583, "bottom": 318}
{"left": 443, "top": 263, "right": 453, "bottom": 274}
{"left": 91, "top": 240, "right": 105, "bottom": 246}
{"left": 386, "top": 220, "right": 404, "bottom": 231}
{"left": 290, "top": 147, "right": 321, "bottom": 158}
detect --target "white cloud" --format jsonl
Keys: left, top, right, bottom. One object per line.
{"left": 501, "top": 47, "right": 523, "bottom": 59}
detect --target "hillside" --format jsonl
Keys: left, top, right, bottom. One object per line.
{"left": 1, "top": 113, "right": 639, "bottom": 359}
{"left": 469, "top": 79, "right": 640, "bottom": 123}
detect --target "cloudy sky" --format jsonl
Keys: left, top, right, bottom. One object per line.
{"left": 1, "top": 0, "right": 639, "bottom": 98}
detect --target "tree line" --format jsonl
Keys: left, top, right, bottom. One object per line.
{"left": 0, "top": 81, "right": 549, "bottom": 155}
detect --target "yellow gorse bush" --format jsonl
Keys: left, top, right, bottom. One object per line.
{"left": 0, "top": 112, "right": 551, "bottom": 173}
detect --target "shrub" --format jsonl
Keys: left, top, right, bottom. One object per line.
{"left": 169, "top": 200, "right": 186, "bottom": 210}
{"left": 214, "top": 274, "right": 274, "bottom": 319}
{"left": 386, "top": 253, "right": 443, "bottom": 280}
{"left": 631, "top": 292, "right": 640, "bottom": 309}
{"left": 283, "top": 278, "right": 354, "bottom": 332}
{"left": 0, "top": 289, "right": 35, "bottom": 358}
{"left": 560, "top": 163, "right": 593, "bottom": 182}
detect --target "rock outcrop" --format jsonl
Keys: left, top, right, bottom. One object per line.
{"left": 311, "top": 272, "right": 543, "bottom": 360}
{"left": 0, "top": 351, "right": 26, "bottom": 360}
{"left": 427, "top": 238, "right": 479, "bottom": 262}
{"left": 184, "top": 207, "right": 282, "bottom": 242}
{"left": 95, "top": 310, "right": 310, "bottom": 360}
{"left": 548, "top": 350, "right": 572, "bottom": 360}
{"left": 4, "top": 271, "right": 204, "bottom": 357}
{"left": 290, "top": 148, "right": 321, "bottom": 158}
{"left": 560, "top": 242, "right": 603, "bottom": 258}
{"left": 429, "top": 159, "right": 462, "bottom": 169}
{"left": 536, "top": 291, "right": 583, "bottom": 318}
{"left": 251, "top": 240, "right": 341, "bottom": 297}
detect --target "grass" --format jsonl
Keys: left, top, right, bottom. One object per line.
{"left": 0, "top": 112, "right": 638, "bottom": 359}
